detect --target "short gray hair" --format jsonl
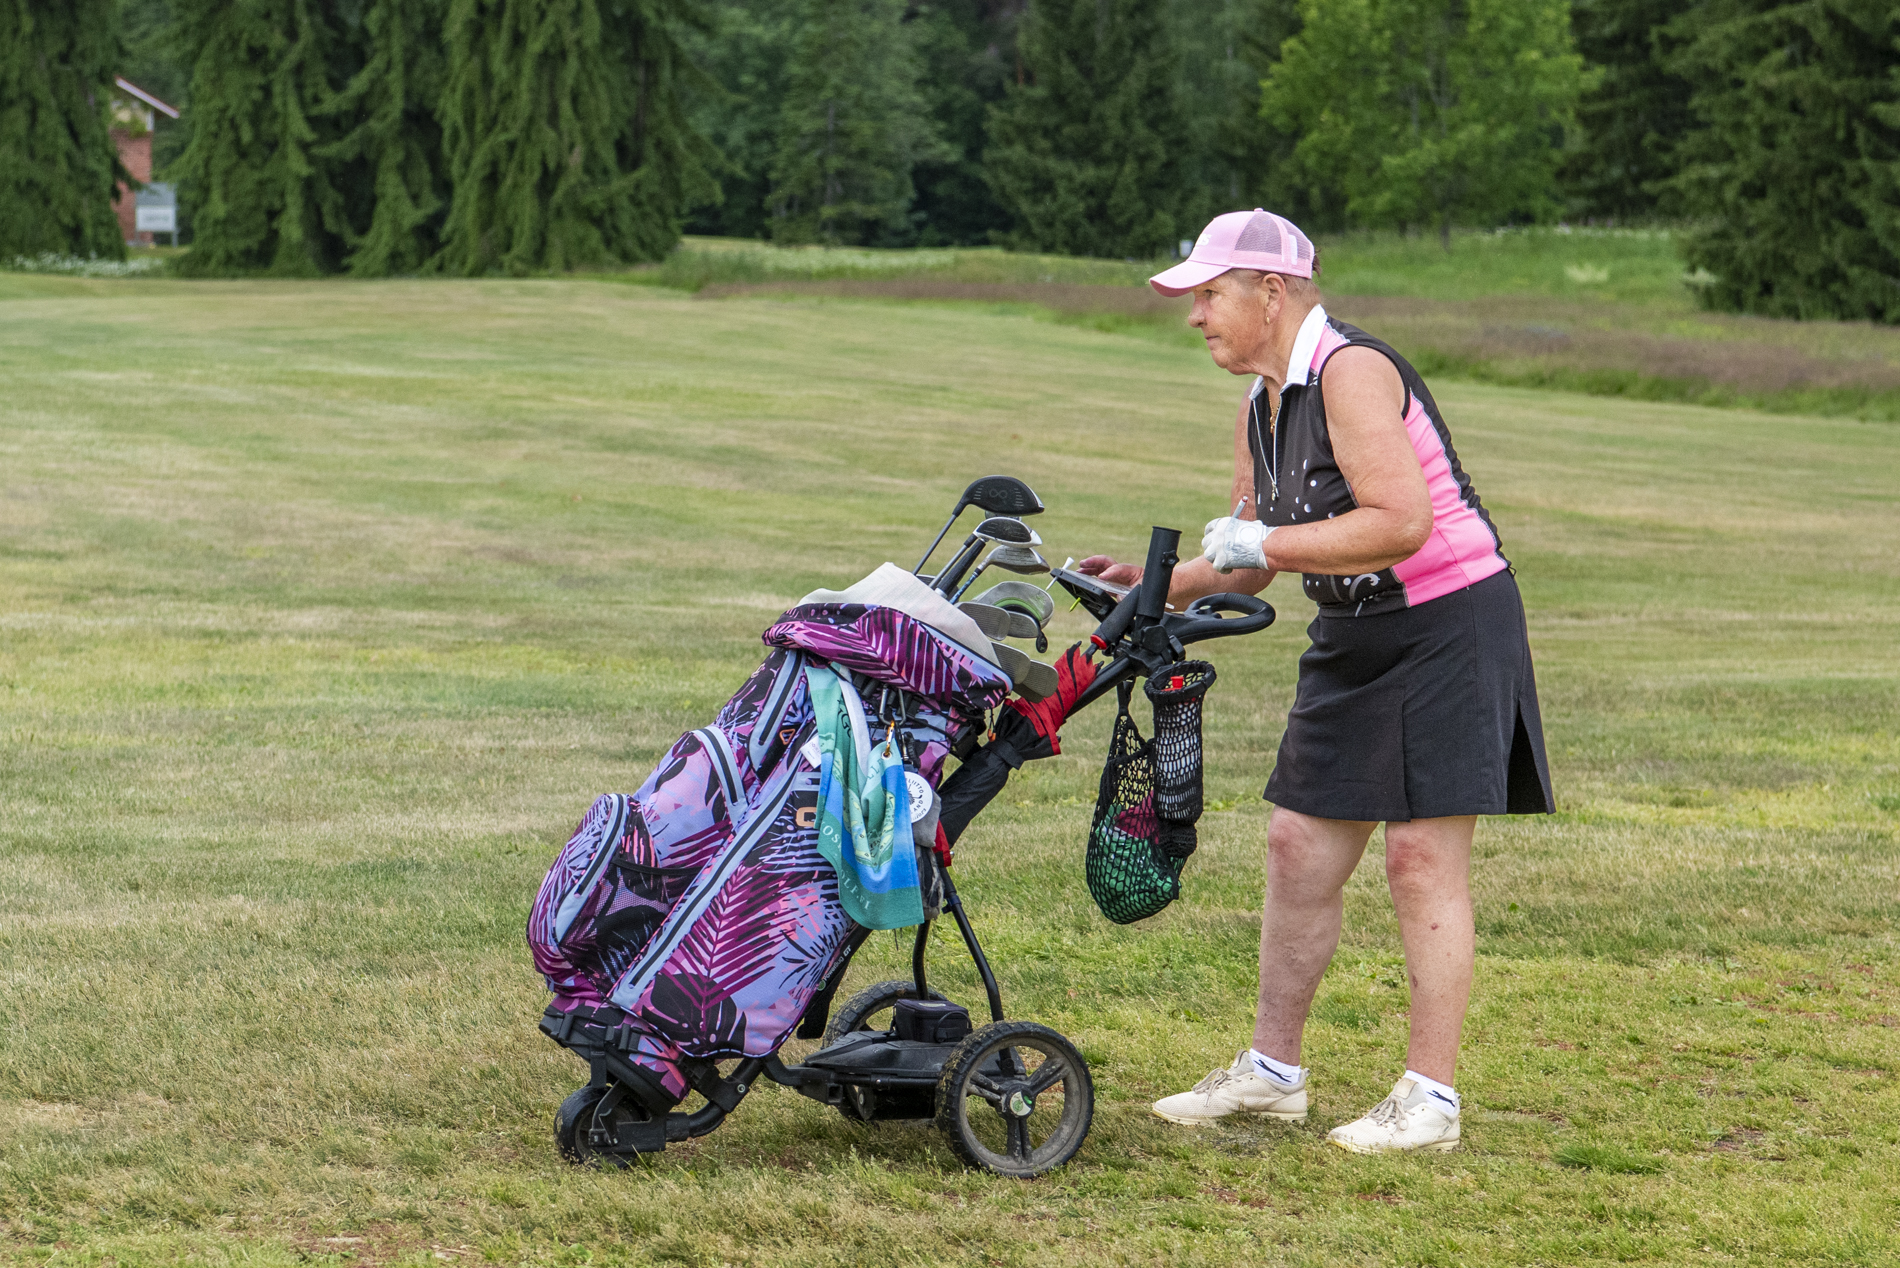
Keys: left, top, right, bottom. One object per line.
{"left": 1228, "top": 267, "right": 1322, "bottom": 302}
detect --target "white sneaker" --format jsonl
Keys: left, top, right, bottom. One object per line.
{"left": 1327, "top": 1077, "right": 1461, "bottom": 1153}
{"left": 1151, "top": 1051, "right": 1308, "bottom": 1125}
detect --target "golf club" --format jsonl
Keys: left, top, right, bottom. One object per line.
{"left": 959, "top": 601, "right": 1040, "bottom": 641}
{"left": 950, "top": 544, "right": 1048, "bottom": 603}
{"left": 913, "top": 476, "right": 1045, "bottom": 575}
{"left": 976, "top": 580, "right": 1054, "bottom": 628}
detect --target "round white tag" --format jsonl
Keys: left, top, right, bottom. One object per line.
{"left": 905, "top": 771, "right": 934, "bottom": 824}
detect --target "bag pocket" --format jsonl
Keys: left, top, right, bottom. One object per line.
{"left": 588, "top": 856, "right": 703, "bottom": 986}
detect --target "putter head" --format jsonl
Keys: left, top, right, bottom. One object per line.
{"left": 962, "top": 475, "right": 1045, "bottom": 518}
{"left": 977, "top": 580, "right": 1055, "bottom": 629}
{"left": 986, "top": 545, "right": 1048, "bottom": 575}
{"left": 971, "top": 516, "right": 1041, "bottom": 546}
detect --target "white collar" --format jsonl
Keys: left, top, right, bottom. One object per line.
{"left": 1285, "top": 303, "right": 1329, "bottom": 388}
{"left": 1249, "top": 303, "right": 1329, "bottom": 400}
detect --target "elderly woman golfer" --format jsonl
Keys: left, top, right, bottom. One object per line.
{"left": 1078, "top": 210, "right": 1554, "bottom": 1154}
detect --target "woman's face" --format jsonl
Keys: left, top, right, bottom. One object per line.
{"left": 1188, "top": 271, "right": 1285, "bottom": 376}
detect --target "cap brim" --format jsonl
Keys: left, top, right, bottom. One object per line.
{"left": 1148, "top": 258, "right": 1230, "bottom": 298}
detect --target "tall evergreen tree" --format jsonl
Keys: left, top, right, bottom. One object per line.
{"left": 321, "top": 0, "right": 446, "bottom": 274}
{"left": 1263, "top": 0, "right": 1585, "bottom": 245}
{"left": 119, "top": 0, "right": 192, "bottom": 177}
{"left": 1561, "top": 0, "right": 1694, "bottom": 219}
{"left": 679, "top": 0, "right": 796, "bottom": 240}
{"left": 1171, "top": 0, "right": 1305, "bottom": 230}
{"left": 169, "top": 0, "right": 365, "bottom": 276}
{"left": 0, "top": 0, "right": 131, "bottom": 260}
{"left": 766, "top": 0, "right": 948, "bottom": 244}
{"left": 985, "top": 0, "right": 1188, "bottom": 259}
{"left": 1669, "top": 0, "right": 1900, "bottom": 321}
{"left": 436, "top": 0, "right": 714, "bottom": 274}
{"left": 907, "top": 0, "right": 1019, "bottom": 246}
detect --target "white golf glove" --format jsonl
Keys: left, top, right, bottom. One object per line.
{"left": 1202, "top": 516, "right": 1275, "bottom": 573}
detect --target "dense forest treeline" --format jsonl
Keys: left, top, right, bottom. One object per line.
{"left": 4, "top": 0, "right": 1899, "bottom": 321}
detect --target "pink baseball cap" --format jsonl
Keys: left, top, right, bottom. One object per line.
{"left": 1149, "top": 208, "right": 1315, "bottom": 296}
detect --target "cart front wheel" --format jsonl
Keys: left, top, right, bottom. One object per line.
{"left": 935, "top": 1021, "right": 1093, "bottom": 1178}
{"left": 554, "top": 1085, "right": 644, "bottom": 1168}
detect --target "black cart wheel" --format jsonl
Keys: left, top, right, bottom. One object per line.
{"left": 822, "top": 979, "right": 946, "bottom": 1122}
{"left": 935, "top": 1021, "right": 1093, "bottom": 1178}
{"left": 554, "top": 1085, "right": 641, "bottom": 1168}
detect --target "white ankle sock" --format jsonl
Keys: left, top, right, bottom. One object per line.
{"left": 1403, "top": 1069, "right": 1460, "bottom": 1113}
{"left": 1248, "top": 1049, "right": 1304, "bottom": 1087}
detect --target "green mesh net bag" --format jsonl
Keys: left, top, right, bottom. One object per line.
{"left": 1086, "top": 666, "right": 1214, "bottom": 925}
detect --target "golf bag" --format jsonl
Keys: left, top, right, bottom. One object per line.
{"left": 528, "top": 597, "right": 1011, "bottom": 1106}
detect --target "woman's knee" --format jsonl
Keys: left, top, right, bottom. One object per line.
{"left": 1383, "top": 821, "right": 1472, "bottom": 899}
{"left": 1267, "top": 809, "right": 1369, "bottom": 895}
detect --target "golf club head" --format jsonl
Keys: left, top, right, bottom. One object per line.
{"left": 960, "top": 601, "right": 1040, "bottom": 641}
{"left": 971, "top": 516, "right": 1042, "bottom": 546}
{"left": 985, "top": 545, "right": 1049, "bottom": 575}
{"left": 989, "top": 642, "right": 1058, "bottom": 702}
{"left": 962, "top": 475, "right": 1045, "bottom": 518}
{"left": 977, "top": 580, "right": 1055, "bottom": 628}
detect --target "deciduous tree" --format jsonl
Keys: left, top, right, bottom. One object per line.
{"left": 1262, "top": 0, "right": 1585, "bottom": 246}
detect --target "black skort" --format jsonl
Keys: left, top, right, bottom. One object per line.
{"left": 1263, "top": 569, "right": 1554, "bottom": 822}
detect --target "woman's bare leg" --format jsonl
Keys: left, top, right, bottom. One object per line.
{"left": 1383, "top": 815, "right": 1477, "bottom": 1084}
{"left": 1250, "top": 807, "right": 1377, "bottom": 1064}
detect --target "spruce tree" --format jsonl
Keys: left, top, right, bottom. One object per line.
{"left": 119, "top": 0, "right": 193, "bottom": 177}
{"left": 321, "top": 0, "right": 447, "bottom": 275}
{"left": 766, "top": 0, "right": 949, "bottom": 245}
{"left": 680, "top": 0, "right": 798, "bottom": 240}
{"left": 906, "top": 0, "right": 1019, "bottom": 247}
{"left": 0, "top": 0, "right": 131, "bottom": 260}
{"left": 436, "top": 0, "right": 714, "bottom": 274}
{"left": 985, "top": 0, "right": 1187, "bottom": 259}
{"left": 1561, "top": 0, "right": 1694, "bottom": 220}
{"left": 1670, "top": 0, "right": 1900, "bottom": 321}
{"left": 169, "top": 0, "right": 363, "bottom": 276}
{"left": 1263, "top": 0, "right": 1584, "bottom": 245}
{"left": 1173, "top": 0, "right": 1304, "bottom": 229}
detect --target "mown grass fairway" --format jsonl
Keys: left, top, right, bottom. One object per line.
{"left": 3, "top": 278, "right": 1899, "bottom": 1267}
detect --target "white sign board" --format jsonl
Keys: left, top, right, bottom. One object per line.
{"left": 136, "top": 206, "right": 176, "bottom": 232}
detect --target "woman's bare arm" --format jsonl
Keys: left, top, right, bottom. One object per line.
{"left": 1257, "top": 347, "right": 1430, "bottom": 575}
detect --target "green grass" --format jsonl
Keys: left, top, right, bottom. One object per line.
{"left": 610, "top": 231, "right": 1900, "bottom": 423}
{"left": 3, "top": 277, "right": 1900, "bottom": 1266}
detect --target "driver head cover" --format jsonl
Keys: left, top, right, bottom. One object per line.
{"left": 1149, "top": 208, "right": 1314, "bottom": 297}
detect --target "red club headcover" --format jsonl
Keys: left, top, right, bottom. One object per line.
{"left": 1001, "top": 643, "right": 1098, "bottom": 756}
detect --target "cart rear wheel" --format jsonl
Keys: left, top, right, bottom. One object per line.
{"left": 935, "top": 1021, "right": 1093, "bottom": 1178}
{"left": 822, "top": 979, "right": 947, "bottom": 1122}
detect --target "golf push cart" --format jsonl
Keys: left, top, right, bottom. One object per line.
{"left": 543, "top": 476, "right": 1276, "bottom": 1178}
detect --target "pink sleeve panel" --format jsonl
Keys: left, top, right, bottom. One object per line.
{"left": 1390, "top": 396, "right": 1509, "bottom": 606}
{"left": 1308, "top": 326, "right": 1351, "bottom": 379}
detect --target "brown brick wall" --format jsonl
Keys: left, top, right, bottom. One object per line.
{"left": 112, "top": 129, "right": 152, "bottom": 246}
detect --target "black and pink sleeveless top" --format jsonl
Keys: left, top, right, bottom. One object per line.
{"left": 1249, "top": 308, "right": 1509, "bottom": 618}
